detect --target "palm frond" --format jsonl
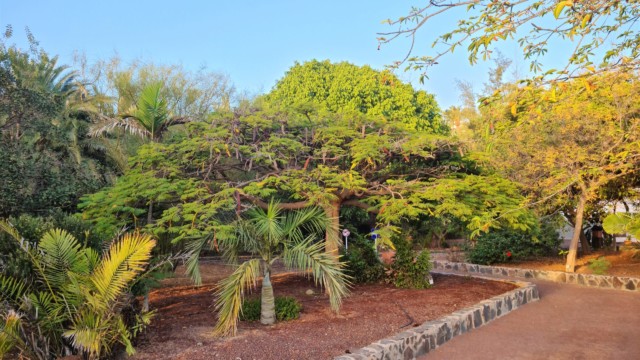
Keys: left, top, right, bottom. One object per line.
{"left": 63, "top": 310, "right": 104, "bottom": 358}
{"left": 213, "top": 258, "right": 261, "bottom": 337}
{"left": 0, "top": 310, "right": 23, "bottom": 358}
{"left": 282, "top": 206, "right": 329, "bottom": 244}
{"left": 88, "top": 115, "right": 151, "bottom": 139}
{"left": 0, "top": 275, "right": 28, "bottom": 308}
{"left": 39, "top": 229, "right": 90, "bottom": 289}
{"left": 90, "top": 233, "right": 155, "bottom": 307}
{"left": 283, "top": 239, "right": 350, "bottom": 312}
{"left": 184, "top": 236, "right": 209, "bottom": 286}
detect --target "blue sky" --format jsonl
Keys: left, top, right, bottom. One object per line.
{"left": 1, "top": 0, "right": 533, "bottom": 108}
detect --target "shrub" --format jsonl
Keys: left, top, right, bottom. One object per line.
{"left": 390, "top": 237, "right": 433, "bottom": 289}
{"left": 340, "top": 235, "right": 385, "bottom": 283}
{"left": 466, "top": 221, "right": 561, "bottom": 265}
{"left": 240, "top": 296, "right": 302, "bottom": 322}
{"left": 588, "top": 257, "right": 611, "bottom": 275}
{"left": 0, "top": 221, "right": 155, "bottom": 359}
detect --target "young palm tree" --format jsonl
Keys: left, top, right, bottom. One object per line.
{"left": 213, "top": 202, "right": 350, "bottom": 336}
{"left": 0, "top": 221, "right": 156, "bottom": 359}
{"left": 89, "top": 82, "right": 189, "bottom": 141}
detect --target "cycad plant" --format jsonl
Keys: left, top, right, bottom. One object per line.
{"left": 213, "top": 202, "right": 350, "bottom": 337}
{"left": 0, "top": 221, "right": 156, "bottom": 359}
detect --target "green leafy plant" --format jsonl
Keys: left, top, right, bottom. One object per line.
{"left": 588, "top": 257, "right": 611, "bottom": 275}
{"left": 212, "top": 202, "right": 350, "bottom": 337}
{"left": 466, "top": 222, "right": 561, "bottom": 265}
{"left": 390, "top": 237, "right": 433, "bottom": 289}
{"left": 340, "top": 235, "right": 385, "bottom": 283}
{"left": 239, "top": 296, "right": 302, "bottom": 322}
{"left": 0, "top": 220, "right": 155, "bottom": 359}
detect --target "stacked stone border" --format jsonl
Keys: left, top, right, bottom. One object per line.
{"left": 431, "top": 260, "right": 640, "bottom": 292}
{"left": 334, "top": 273, "right": 538, "bottom": 360}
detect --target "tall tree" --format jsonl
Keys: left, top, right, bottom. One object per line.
{"left": 479, "top": 71, "right": 640, "bottom": 271}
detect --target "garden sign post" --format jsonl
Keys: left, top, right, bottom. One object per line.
{"left": 342, "top": 228, "right": 350, "bottom": 250}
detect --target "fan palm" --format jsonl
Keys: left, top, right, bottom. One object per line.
{"left": 0, "top": 220, "right": 155, "bottom": 359}
{"left": 89, "top": 82, "right": 188, "bottom": 141}
{"left": 213, "top": 202, "right": 350, "bottom": 337}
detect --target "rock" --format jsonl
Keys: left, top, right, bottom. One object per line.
{"left": 196, "top": 342, "right": 203, "bottom": 346}
{"left": 305, "top": 289, "right": 315, "bottom": 295}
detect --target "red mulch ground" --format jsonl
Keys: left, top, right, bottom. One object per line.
{"left": 132, "top": 263, "right": 516, "bottom": 360}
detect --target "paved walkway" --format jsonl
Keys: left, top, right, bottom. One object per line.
{"left": 422, "top": 280, "right": 640, "bottom": 359}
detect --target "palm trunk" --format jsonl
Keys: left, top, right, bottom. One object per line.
{"left": 566, "top": 192, "right": 587, "bottom": 272}
{"left": 260, "top": 271, "right": 275, "bottom": 325}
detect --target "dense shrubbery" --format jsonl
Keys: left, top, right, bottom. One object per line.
{"left": 0, "top": 222, "right": 155, "bottom": 359}
{"left": 0, "top": 211, "right": 111, "bottom": 279}
{"left": 390, "top": 237, "right": 433, "bottom": 289}
{"left": 340, "top": 235, "right": 385, "bottom": 284}
{"left": 466, "top": 222, "right": 561, "bottom": 265}
{"left": 239, "top": 296, "right": 302, "bottom": 322}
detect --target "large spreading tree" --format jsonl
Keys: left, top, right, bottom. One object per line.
{"left": 80, "top": 60, "right": 534, "bottom": 283}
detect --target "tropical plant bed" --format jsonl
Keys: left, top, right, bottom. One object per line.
{"left": 132, "top": 262, "right": 516, "bottom": 360}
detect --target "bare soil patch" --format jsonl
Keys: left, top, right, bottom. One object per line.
{"left": 132, "top": 262, "right": 516, "bottom": 360}
{"left": 495, "top": 249, "right": 640, "bottom": 277}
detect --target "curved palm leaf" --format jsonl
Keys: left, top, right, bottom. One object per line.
{"left": 90, "top": 232, "right": 155, "bottom": 307}
{"left": 213, "top": 258, "right": 261, "bottom": 337}
{"left": 283, "top": 239, "right": 350, "bottom": 311}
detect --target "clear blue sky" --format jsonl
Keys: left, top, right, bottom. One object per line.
{"left": 1, "top": 0, "right": 532, "bottom": 109}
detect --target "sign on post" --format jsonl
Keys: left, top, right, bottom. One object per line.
{"left": 342, "top": 228, "right": 351, "bottom": 250}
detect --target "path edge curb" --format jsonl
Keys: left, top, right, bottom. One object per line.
{"left": 334, "top": 273, "right": 539, "bottom": 360}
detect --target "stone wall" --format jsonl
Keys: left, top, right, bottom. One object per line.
{"left": 431, "top": 260, "right": 640, "bottom": 292}
{"left": 334, "top": 274, "right": 538, "bottom": 360}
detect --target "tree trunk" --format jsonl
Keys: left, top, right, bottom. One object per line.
{"left": 142, "top": 293, "right": 150, "bottom": 312}
{"left": 323, "top": 200, "right": 342, "bottom": 255}
{"left": 566, "top": 192, "right": 587, "bottom": 273}
{"left": 260, "top": 271, "right": 275, "bottom": 325}
{"left": 579, "top": 229, "right": 591, "bottom": 255}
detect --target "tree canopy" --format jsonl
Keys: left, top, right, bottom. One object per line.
{"left": 380, "top": 1, "right": 640, "bottom": 82}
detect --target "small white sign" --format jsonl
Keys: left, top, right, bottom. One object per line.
{"left": 342, "top": 229, "right": 351, "bottom": 237}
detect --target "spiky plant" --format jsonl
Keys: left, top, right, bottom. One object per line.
{"left": 0, "top": 220, "right": 155, "bottom": 359}
{"left": 89, "top": 82, "right": 189, "bottom": 141}
{"left": 213, "top": 202, "right": 350, "bottom": 337}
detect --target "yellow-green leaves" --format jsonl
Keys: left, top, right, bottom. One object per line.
{"left": 554, "top": 1, "right": 573, "bottom": 19}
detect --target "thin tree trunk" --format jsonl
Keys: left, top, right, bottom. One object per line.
{"left": 566, "top": 192, "right": 587, "bottom": 272}
{"left": 260, "top": 271, "right": 275, "bottom": 325}
{"left": 579, "top": 229, "right": 591, "bottom": 255}
{"left": 142, "top": 293, "right": 150, "bottom": 312}
{"left": 323, "top": 201, "right": 341, "bottom": 255}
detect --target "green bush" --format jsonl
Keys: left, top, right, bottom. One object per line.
{"left": 0, "top": 212, "right": 111, "bottom": 278}
{"left": 275, "top": 296, "right": 303, "bottom": 321}
{"left": 390, "top": 237, "right": 433, "bottom": 289}
{"left": 239, "top": 296, "right": 302, "bottom": 322}
{"left": 340, "top": 235, "right": 385, "bottom": 283}
{"left": 588, "top": 257, "right": 611, "bottom": 275}
{"left": 466, "top": 221, "right": 561, "bottom": 265}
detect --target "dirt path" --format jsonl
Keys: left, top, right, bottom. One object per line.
{"left": 422, "top": 280, "right": 640, "bottom": 359}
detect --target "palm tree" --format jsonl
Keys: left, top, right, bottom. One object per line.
{"left": 0, "top": 221, "right": 156, "bottom": 359}
{"left": 89, "top": 82, "right": 189, "bottom": 142}
{"left": 213, "top": 202, "right": 350, "bottom": 336}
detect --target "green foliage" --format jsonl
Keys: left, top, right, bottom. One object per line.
{"left": 390, "top": 237, "right": 433, "bottom": 289}
{"left": 0, "top": 212, "right": 110, "bottom": 279}
{"left": 0, "top": 221, "right": 155, "bottom": 359}
{"left": 213, "top": 204, "right": 349, "bottom": 337}
{"left": 340, "top": 235, "right": 385, "bottom": 283}
{"left": 239, "top": 296, "right": 302, "bottom": 322}
{"left": 265, "top": 60, "right": 446, "bottom": 133}
{"left": 381, "top": 1, "right": 640, "bottom": 83}
{"left": 588, "top": 257, "right": 611, "bottom": 275}
{"left": 603, "top": 213, "right": 640, "bottom": 240}
{"left": 466, "top": 222, "right": 561, "bottom": 265}
{"left": 0, "top": 37, "right": 118, "bottom": 218}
